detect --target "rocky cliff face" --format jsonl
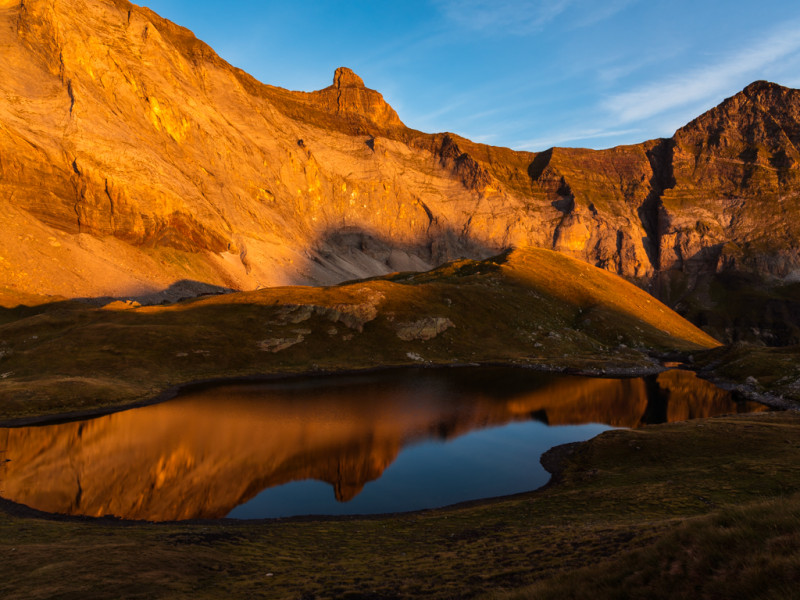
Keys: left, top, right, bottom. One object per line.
{"left": 1, "top": 0, "right": 798, "bottom": 340}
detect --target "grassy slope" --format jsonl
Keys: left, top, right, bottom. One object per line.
{"left": 1, "top": 411, "right": 798, "bottom": 599}
{"left": 0, "top": 247, "right": 718, "bottom": 421}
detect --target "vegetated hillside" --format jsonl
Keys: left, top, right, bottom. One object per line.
{"left": 0, "top": 0, "right": 799, "bottom": 344}
{"left": 0, "top": 247, "right": 719, "bottom": 421}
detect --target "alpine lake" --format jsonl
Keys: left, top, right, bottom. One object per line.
{"left": 0, "top": 367, "right": 764, "bottom": 522}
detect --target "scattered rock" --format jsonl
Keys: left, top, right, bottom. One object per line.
{"left": 258, "top": 335, "right": 305, "bottom": 353}
{"left": 395, "top": 317, "right": 455, "bottom": 341}
{"left": 275, "top": 305, "right": 314, "bottom": 324}
{"left": 406, "top": 352, "right": 425, "bottom": 362}
{"left": 273, "top": 290, "right": 384, "bottom": 332}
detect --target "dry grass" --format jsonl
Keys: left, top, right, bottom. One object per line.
{"left": 486, "top": 495, "right": 800, "bottom": 600}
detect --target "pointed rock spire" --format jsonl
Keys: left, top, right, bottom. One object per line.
{"left": 333, "top": 67, "right": 365, "bottom": 89}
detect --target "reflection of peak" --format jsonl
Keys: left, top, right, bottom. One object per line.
{"left": 333, "top": 480, "right": 366, "bottom": 503}
{"left": 323, "top": 442, "right": 400, "bottom": 502}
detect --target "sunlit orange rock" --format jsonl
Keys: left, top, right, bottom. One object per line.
{"left": 0, "top": 0, "right": 798, "bottom": 340}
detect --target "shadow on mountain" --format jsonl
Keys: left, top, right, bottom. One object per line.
{"left": 73, "top": 280, "right": 235, "bottom": 307}
{"left": 638, "top": 138, "right": 676, "bottom": 272}
{"left": 306, "top": 225, "right": 503, "bottom": 285}
{"left": 666, "top": 267, "right": 800, "bottom": 346}
{"left": 0, "top": 280, "right": 235, "bottom": 327}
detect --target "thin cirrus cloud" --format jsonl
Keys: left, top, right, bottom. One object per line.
{"left": 603, "top": 21, "right": 800, "bottom": 125}
{"left": 435, "top": 0, "right": 572, "bottom": 33}
{"left": 433, "top": 0, "right": 636, "bottom": 34}
{"left": 568, "top": 0, "right": 640, "bottom": 29}
{"left": 515, "top": 127, "right": 643, "bottom": 151}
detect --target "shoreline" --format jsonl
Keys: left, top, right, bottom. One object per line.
{"left": 0, "top": 359, "right": 669, "bottom": 429}
{"left": 0, "top": 360, "right": 787, "bottom": 528}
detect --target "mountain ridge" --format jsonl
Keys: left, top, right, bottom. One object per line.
{"left": 1, "top": 0, "right": 799, "bottom": 341}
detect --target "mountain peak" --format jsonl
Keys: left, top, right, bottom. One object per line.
{"left": 334, "top": 67, "right": 365, "bottom": 89}
{"left": 675, "top": 79, "right": 800, "bottom": 149}
{"left": 742, "top": 79, "right": 787, "bottom": 96}
{"left": 303, "top": 65, "right": 403, "bottom": 131}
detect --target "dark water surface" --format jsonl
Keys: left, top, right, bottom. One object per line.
{"left": 0, "top": 368, "right": 763, "bottom": 521}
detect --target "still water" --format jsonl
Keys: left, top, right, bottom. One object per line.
{"left": 0, "top": 368, "right": 762, "bottom": 521}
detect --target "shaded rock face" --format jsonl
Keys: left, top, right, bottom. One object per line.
{"left": 0, "top": 0, "right": 798, "bottom": 341}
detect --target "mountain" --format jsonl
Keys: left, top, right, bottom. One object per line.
{"left": 1, "top": 0, "right": 799, "bottom": 341}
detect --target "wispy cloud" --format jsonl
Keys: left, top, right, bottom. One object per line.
{"left": 434, "top": 0, "right": 638, "bottom": 34}
{"left": 470, "top": 133, "right": 500, "bottom": 144}
{"left": 408, "top": 100, "right": 470, "bottom": 127}
{"left": 595, "top": 45, "right": 685, "bottom": 86}
{"left": 570, "top": 0, "right": 639, "bottom": 29}
{"left": 603, "top": 21, "right": 800, "bottom": 124}
{"left": 433, "top": 0, "right": 573, "bottom": 34}
{"left": 515, "top": 127, "right": 643, "bottom": 151}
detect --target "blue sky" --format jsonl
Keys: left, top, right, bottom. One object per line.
{"left": 137, "top": 0, "right": 800, "bottom": 151}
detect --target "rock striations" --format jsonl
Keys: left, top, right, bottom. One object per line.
{"left": 0, "top": 0, "right": 799, "bottom": 340}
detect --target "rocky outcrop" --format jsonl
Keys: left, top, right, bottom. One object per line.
{"left": 273, "top": 288, "right": 385, "bottom": 332}
{"left": 395, "top": 317, "right": 455, "bottom": 341}
{"left": 313, "top": 66, "right": 404, "bottom": 131}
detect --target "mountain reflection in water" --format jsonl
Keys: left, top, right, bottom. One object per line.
{"left": 0, "top": 368, "right": 763, "bottom": 521}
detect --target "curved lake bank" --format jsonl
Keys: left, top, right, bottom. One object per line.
{"left": 0, "top": 368, "right": 765, "bottom": 521}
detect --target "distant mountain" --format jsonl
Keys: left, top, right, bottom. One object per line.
{"left": 1, "top": 0, "right": 798, "bottom": 341}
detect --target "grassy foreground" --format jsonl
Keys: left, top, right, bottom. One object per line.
{"left": 0, "top": 247, "right": 718, "bottom": 422}
{"left": 1, "top": 411, "right": 798, "bottom": 599}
